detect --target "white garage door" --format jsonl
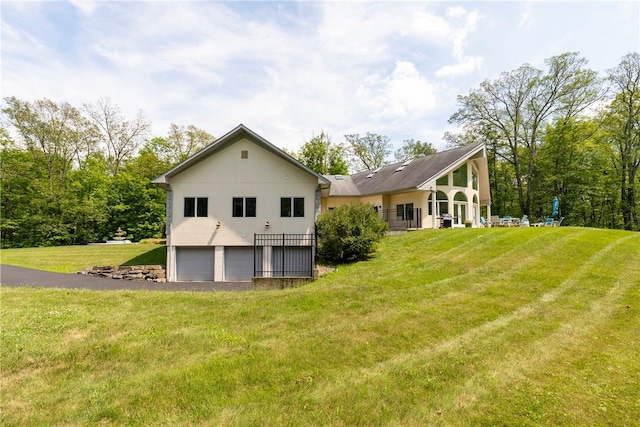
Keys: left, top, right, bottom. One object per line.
{"left": 176, "top": 247, "right": 214, "bottom": 281}
{"left": 224, "top": 247, "right": 254, "bottom": 282}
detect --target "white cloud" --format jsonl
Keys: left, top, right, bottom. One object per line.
{"left": 435, "top": 56, "right": 484, "bottom": 77}
{"left": 518, "top": 3, "right": 533, "bottom": 29}
{"left": 68, "top": 0, "right": 97, "bottom": 16}
{"left": 358, "top": 61, "right": 437, "bottom": 120}
{"left": 2, "top": 1, "right": 638, "bottom": 153}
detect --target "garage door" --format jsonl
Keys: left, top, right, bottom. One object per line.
{"left": 176, "top": 247, "right": 214, "bottom": 281}
{"left": 224, "top": 247, "right": 255, "bottom": 282}
{"left": 272, "top": 246, "right": 313, "bottom": 277}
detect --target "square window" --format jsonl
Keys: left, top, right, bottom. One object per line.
{"left": 233, "top": 197, "right": 256, "bottom": 217}
{"left": 281, "top": 197, "right": 304, "bottom": 217}
{"left": 241, "top": 150, "right": 248, "bottom": 159}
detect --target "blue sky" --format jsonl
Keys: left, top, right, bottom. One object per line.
{"left": 2, "top": 1, "right": 639, "bottom": 152}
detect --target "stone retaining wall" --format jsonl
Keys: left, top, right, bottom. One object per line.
{"left": 77, "top": 265, "right": 166, "bottom": 283}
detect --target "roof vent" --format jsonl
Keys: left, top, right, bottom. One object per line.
{"left": 395, "top": 159, "right": 413, "bottom": 172}
{"left": 335, "top": 175, "right": 344, "bottom": 180}
{"left": 365, "top": 173, "right": 375, "bottom": 179}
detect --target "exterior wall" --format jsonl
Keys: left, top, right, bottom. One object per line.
{"left": 320, "top": 159, "right": 485, "bottom": 229}
{"left": 322, "top": 196, "right": 362, "bottom": 211}
{"left": 169, "top": 137, "right": 318, "bottom": 247}
{"left": 427, "top": 160, "right": 481, "bottom": 227}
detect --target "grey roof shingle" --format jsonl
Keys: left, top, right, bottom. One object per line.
{"left": 326, "top": 142, "right": 484, "bottom": 196}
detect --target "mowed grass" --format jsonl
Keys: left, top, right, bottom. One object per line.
{"left": 1, "top": 227, "right": 639, "bottom": 426}
{"left": 0, "top": 244, "right": 166, "bottom": 273}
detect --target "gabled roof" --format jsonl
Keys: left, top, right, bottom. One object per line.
{"left": 326, "top": 142, "right": 486, "bottom": 196}
{"left": 153, "top": 124, "right": 330, "bottom": 186}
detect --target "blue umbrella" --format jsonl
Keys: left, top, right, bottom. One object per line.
{"left": 552, "top": 196, "right": 559, "bottom": 217}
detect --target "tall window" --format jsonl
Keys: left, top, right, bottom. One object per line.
{"left": 281, "top": 197, "right": 304, "bottom": 217}
{"left": 472, "top": 166, "right": 478, "bottom": 190}
{"left": 233, "top": 197, "right": 256, "bottom": 217}
{"left": 184, "top": 197, "right": 208, "bottom": 217}
{"left": 453, "top": 165, "right": 468, "bottom": 187}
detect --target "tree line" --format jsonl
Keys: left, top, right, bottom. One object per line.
{"left": 448, "top": 52, "right": 639, "bottom": 230}
{"left": 0, "top": 97, "right": 215, "bottom": 248}
{"left": 1, "top": 51, "right": 638, "bottom": 248}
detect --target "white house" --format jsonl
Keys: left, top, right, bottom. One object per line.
{"left": 155, "top": 125, "right": 491, "bottom": 283}
{"left": 153, "top": 124, "right": 330, "bottom": 282}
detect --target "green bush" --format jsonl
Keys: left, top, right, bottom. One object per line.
{"left": 316, "top": 203, "right": 388, "bottom": 263}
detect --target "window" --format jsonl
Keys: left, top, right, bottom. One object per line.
{"left": 453, "top": 165, "right": 468, "bottom": 187}
{"left": 281, "top": 197, "right": 304, "bottom": 217}
{"left": 233, "top": 197, "right": 256, "bottom": 217}
{"left": 436, "top": 175, "right": 448, "bottom": 186}
{"left": 472, "top": 166, "right": 478, "bottom": 190}
{"left": 396, "top": 203, "right": 414, "bottom": 221}
{"left": 184, "top": 197, "right": 208, "bottom": 217}
{"left": 428, "top": 191, "right": 448, "bottom": 216}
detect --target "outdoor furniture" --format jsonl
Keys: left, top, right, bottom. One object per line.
{"left": 480, "top": 216, "right": 491, "bottom": 227}
{"left": 439, "top": 213, "right": 453, "bottom": 228}
{"left": 498, "top": 216, "right": 512, "bottom": 227}
{"left": 551, "top": 217, "right": 564, "bottom": 227}
{"left": 543, "top": 218, "right": 554, "bottom": 226}
{"left": 490, "top": 215, "right": 500, "bottom": 226}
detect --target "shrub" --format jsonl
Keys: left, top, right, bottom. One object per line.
{"left": 316, "top": 203, "right": 388, "bottom": 263}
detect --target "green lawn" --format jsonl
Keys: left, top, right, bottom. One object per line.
{"left": 0, "top": 244, "right": 166, "bottom": 273}
{"left": 2, "top": 228, "right": 639, "bottom": 426}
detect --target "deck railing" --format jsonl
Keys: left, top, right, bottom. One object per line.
{"left": 379, "top": 208, "right": 422, "bottom": 230}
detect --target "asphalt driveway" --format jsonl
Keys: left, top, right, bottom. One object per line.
{"left": 0, "top": 265, "right": 252, "bottom": 292}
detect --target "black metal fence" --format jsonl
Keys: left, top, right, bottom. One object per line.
{"left": 379, "top": 208, "right": 422, "bottom": 230}
{"left": 254, "top": 233, "right": 316, "bottom": 278}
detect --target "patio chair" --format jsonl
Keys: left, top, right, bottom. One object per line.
{"left": 551, "top": 217, "right": 564, "bottom": 227}
{"left": 543, "top": 218, "right": 554, "bottom": 227}
{"left": 480, "top": 216, "right": 491, "bottom": 227}
{"left": 499, "top": 216, "right": 512, "bottom": 227}
{"left": 490, "top": 215, "right": 500, "bottom": 227}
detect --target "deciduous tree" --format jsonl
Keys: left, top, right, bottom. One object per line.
{"left": 394, "top": 139, "right": 436, "bottom": 162}
{"left": 84, "top": 97, "right": 150, "bottom": 175}
{"left": 344, "top": 132, "right": 392, "bottom": 171}
{"left": 298, "top": 131, "right": 348, "bottom": 175}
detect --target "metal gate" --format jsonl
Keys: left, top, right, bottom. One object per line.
{"left": 254, "top": 233, "right": 315, "bottom": 277}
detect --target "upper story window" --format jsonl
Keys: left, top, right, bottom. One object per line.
{"left": 452, "top": 164, "right": 468, "bottom": 187}
{"left": 472, "top": 166, "right": 478, "bottom": 190}
{"left": 233, "top": 197, "right": 256, "bottom": 217}
{"left": 436, "top": 175, "right": 448, "bottom": 186}
{"left": 281, "top": 197, "right": 304, "bottom": 217}
{"left": 184, "top": 197, "right": 208, "bottom": 217}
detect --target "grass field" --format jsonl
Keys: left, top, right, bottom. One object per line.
{"left": 0, "top": 244, "right": 166, "bottom": 273}
{"left": 1, "top": 227, "right": 639, "bottom": 426}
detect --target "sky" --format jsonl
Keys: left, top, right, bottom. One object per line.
{"left": 2, "top": 0, "right": 639, "bottom": 153}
